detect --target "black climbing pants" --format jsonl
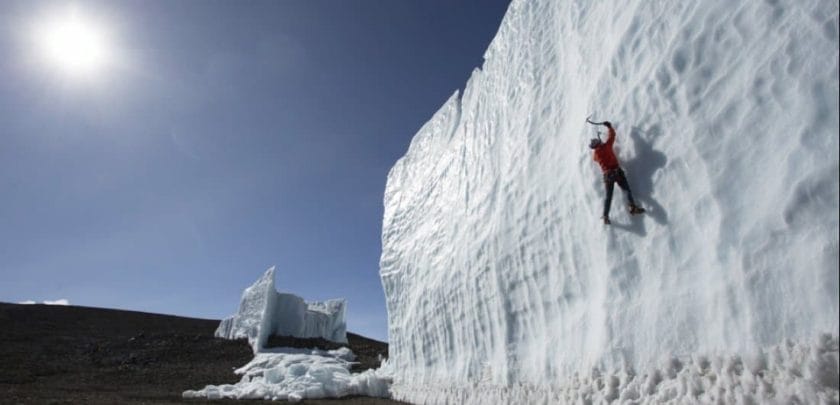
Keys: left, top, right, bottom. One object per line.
{"left": 603, "top": 168, "right": 636, "bottom": 218}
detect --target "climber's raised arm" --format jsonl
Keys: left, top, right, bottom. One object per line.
{"left": 603, "top": 121, "right": 615, "bottom": 147}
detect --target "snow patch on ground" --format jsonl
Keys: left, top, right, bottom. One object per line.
{"left": 183, "top": 347, "right": 392, "bottom": 401}
{"left": 18, "top": 299, "right": 70, "bottom": 305}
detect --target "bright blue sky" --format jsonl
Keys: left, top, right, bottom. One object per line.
{"left": 0, "top": 0, "right": 510, "bottom": 341}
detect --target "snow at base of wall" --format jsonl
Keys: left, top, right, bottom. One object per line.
{"left": 215, "top": 266, "right": 347, "bottom": 352}
{"left": 391, "top": 335, "right": 838, "bottom": 405}
{"left": 183, "top": 347, "right": 392, "bottom": 402}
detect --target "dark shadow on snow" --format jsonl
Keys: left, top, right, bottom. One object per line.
{"left": 625, "top": 124, "right": 669, "bottom": 224}
{"left": 608, "top": 124, "right": 669, "bottom": 235}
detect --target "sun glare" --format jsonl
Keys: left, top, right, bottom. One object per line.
{"left": 36, "top": 11, "right": 111, "bottom": 77}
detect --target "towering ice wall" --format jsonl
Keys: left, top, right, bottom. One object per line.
{"left": 217, "top": 267, "right": 347, "bottom": 351}
{"left": 380, "top": 0, "right": 839, "bottom": 403}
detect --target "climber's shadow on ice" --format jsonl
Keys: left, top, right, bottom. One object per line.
{"left": 611, "top": 124, "right": 668, "bottom": 234}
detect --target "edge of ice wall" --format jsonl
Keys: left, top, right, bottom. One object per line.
{"left": 216, "top": 266, "right": 348, "bottom": 352}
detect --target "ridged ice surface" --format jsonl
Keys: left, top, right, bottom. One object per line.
{"left": 380, "top": 0, "right": 839, "bottom": 403}
{"left": 216, "top": 267, "right": 348, "bottom": 351}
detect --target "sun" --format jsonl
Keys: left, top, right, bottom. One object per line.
{"left": 36, "top": 10, "right": 111, "bottom": 77}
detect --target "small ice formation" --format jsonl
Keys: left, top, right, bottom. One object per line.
{"left": 215, "top": 266, "right": 348, "bottom": 352}
{"left": 186, "top": 267, "right": 392, "bottom": 401}
{"left": 381, "top": 0, "right": 839, "bottom": 403}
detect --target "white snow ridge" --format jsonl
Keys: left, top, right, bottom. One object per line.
{"left": 381, "top": 0, "right": 839, "bottom": 404}
{"left": 18, "top": 299, "right": 70, "bottom": 305}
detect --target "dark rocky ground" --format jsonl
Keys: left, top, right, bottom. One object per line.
{"left": 0, "top": 303, "right": 404, "bottom": 404}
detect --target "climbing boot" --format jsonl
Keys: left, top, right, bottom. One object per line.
{"left": 628, "top": 204, "right": 646, "bottom": 215}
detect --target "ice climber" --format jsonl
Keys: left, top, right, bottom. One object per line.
{"left": 587, "top": 119, "right": 645, "bottom": 225}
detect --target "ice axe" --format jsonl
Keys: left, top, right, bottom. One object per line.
{"left": 585, "top": 115, "right": 608, "bottom": 126}
{"left": 585, "top": 115, "right": 607, "bottom": 142}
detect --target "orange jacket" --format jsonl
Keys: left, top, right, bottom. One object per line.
{"left": 593, "top": 127, "right": 619, "bottom": 172}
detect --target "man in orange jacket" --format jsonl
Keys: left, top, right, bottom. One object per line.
{"left": 589, "top": 120, "right": 644, "bottom": 225}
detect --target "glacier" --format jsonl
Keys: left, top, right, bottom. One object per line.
{"left": 215, "top": 266, "right": 348, "bottom": 352}
{"left": 380, "top": 0, "right": 839, "bottom": 403}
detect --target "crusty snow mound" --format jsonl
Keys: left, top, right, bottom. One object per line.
{"left": 183, "top": 346, "right": 392, "bottom": 401}
{"left": 380, "top": 0, "right": 839, "bottom": 403}
{"left": 216, "top": 266, "right": 348, "bottom": 351}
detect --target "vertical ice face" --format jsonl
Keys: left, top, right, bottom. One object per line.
{"left": 216, "top": 267, "right": 348, "bottom": 351}
{"left": 381, "top": 0, "right": 839, "bottom": 403}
